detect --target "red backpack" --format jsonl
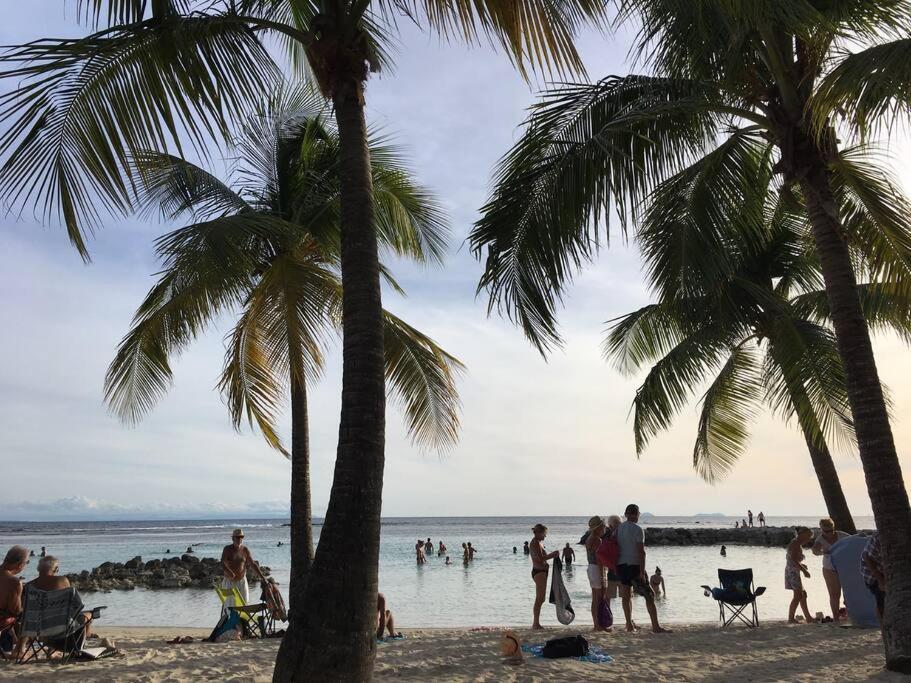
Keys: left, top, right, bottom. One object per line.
{"left": 596, "top": 531, "right": 619, "bottom": 572}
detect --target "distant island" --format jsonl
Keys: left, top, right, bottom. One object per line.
{"left": 694, "top": 513, "right": 725, "bottom": 517}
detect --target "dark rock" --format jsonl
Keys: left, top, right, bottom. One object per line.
{"left": 69, "top": 555, "right": 271, "bottom": 591}
{"left": 124, "top": 556, "right": 144, "bottom": 570}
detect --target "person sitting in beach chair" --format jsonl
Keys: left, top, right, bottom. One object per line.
{"left": 701, "top": 568, "right": 766, "bottom": 628}
{"left": 16, "top": 584, "right": 107, "bottom": 663}
{"left": 0, "top": 546, "right": 29, "bottom": 659}
{"left": 28, "top": 556, "right": 97, "bottom": 639}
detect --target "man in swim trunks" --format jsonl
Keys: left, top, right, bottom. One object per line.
{"left": 616, "top": 504, "right": 670, "bottom": 633}
{"left": 221, "top": 528, "right": 266, "bottom": 608}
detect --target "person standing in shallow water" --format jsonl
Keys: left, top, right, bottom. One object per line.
{"left": 562, "top": 543, "right": 575, "bottom": 567}
{"left": 529, "top": 524, "right": 559, "bottom": 630}
{"left": 415, "top": 540, "right": 426, "bottom": 565}
{"left": 523, "top": 541, "right": 530, "bottom": 556}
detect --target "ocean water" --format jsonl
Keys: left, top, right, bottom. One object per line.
{"left": 0, "top": 515, "right": 874, "bottom": 629}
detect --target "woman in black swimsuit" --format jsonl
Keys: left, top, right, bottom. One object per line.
{"left": 529, "top": 523, "right": 559, "bottom": 629}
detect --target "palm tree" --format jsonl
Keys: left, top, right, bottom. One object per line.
{"left": 103, "top": 88, "right": 463, "bottom": 614}
{"left": 605, "top": 137, "right": 911, "bottom": 533}
{"left": 0, "top": 2, "right": 606, "bottom": 677}
{"left": 469, "top": 3, "right": 911, "bottom": 668}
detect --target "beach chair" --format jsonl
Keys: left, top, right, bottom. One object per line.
{"left": 16, "top": 585, "right": 107, "bottom": 664}
{"left": 701, "top": 568, "right": 766, "bottom": 628}
{"left": 214, "top": 585, "right": 272, "bottom": 638}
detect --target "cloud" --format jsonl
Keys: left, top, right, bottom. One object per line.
{"left": 0, "top": 496, "right": 290, "bottom": 521}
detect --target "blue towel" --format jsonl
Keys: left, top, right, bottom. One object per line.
{"left": 377, "top": 633, "right": 405, "bottom": 644}
{"left": 521, "top": 643, "right": 613, "bottom": 663}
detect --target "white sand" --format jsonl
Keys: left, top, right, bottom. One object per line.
{"left": 0, "top": 622, "right": 901, "bottom": 681}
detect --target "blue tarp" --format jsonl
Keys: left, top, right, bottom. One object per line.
{"left": 830, "top": 535, "right": 878, "bottom": 628}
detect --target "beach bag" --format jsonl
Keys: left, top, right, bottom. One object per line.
{"left": 598, "top": 599, "right": 613, "bottom": 628}
{"left": 207, "top": 608, "right": 241, "bottom": 642}
{"left": 596, "top": 532, "right": 620, "bottom": 572}
{"left": 542, "top": 635, "right": 589, "bottom": 659}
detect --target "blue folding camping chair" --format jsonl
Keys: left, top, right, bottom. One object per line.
{"left": 701, "top": 568, "right": 766, "bottom": 628}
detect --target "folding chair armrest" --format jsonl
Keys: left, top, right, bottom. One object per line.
{"left": 88, "top": 606, "right": 107, "bottom": 619}
{"left": 700, "top": 585, "right": 711, "bottom": 591}
{"left": 754, "top": 586, "right": 766, "bottom": 596}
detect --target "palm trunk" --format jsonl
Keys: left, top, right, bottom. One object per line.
{"left": 287, "top": 378, "right": 313, "bottom": 616}
{"left": 798, "top": 428, "right": 856, "bottom": 534}
{"left": 798, "top": 152, "right": 911, "bottom": 672}
{"left": 273, "top": 72, "right": 385, "bottom": 681}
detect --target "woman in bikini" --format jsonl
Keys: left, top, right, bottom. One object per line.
{"left": 529, "top": 523, "right": 559, "bottom": 630}
{"left": 812, "top": 518, "right": 849, "bottom": 621}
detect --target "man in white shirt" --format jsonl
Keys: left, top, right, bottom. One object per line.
{"left": 615, "top": 504, "right": 670, "bottom": 633}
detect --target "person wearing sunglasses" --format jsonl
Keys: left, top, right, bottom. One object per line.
{"left": 220, "top": 528, "right": 266, "bottom": 608}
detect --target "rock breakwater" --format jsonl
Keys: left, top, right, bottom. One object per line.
{"left": 66, "top": 555, "right": 271, "bottom": 592}
{"left": 645, "top": 526, "right": 870, "bottom": 547}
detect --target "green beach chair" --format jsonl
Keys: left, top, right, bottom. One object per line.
{"left": 213, "top": 584, "right": 271, "bottom": 638}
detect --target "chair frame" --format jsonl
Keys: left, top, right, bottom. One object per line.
{"left": 214, "top": 585, "right": 273, "bottom": 638}
{"left": 16, "top": 587, "right": 94, "bottom": 665}
{"left": 701, "top": 568, "right": 766, "bottom": 629}
{"left": 0, "top": 616, "right": 17, "bottom": 661}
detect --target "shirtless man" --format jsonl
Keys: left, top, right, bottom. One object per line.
{"left": 467, "top": 542, "right": 478, "bottom": 561}
{"left": 414, "top": 540, "right": 426, "bottom": 565}
{"left": 0, "top": 546, "right": 28, "bottom": 620}
{"left": 220, "top": 529, "right": 265, "bottom": 606}
{"left": 28, "top": 556, "right": 96, "bottom": 638}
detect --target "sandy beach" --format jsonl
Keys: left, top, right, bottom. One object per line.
{"left": 0, "top": 622, "right": 901, "bottom": 682}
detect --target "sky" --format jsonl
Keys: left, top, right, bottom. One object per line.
{"left": 1, "top": 4, "right": 910, "bottom": 521}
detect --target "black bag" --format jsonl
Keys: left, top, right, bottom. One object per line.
{"left": 542, "top": 634, "right": 589, "bottom": 659}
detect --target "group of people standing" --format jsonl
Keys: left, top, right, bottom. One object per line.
{"left": 785, "top": 519, "right": 885, "bottom": 626}
{"left": 529, "top": 504, "right": 671, "bottom": 634}
{"left": 414, "top": 538, "right": 478, "bottom": 566}
{"left": 736, "top": 510, "right": 766, "bottom": 529}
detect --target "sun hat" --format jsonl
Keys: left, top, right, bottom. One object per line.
{"left": 233, "top": 528, "right": 244, "bottom": 537}
{"left": 588, "top": 515, "right": 605, "bottom": 530}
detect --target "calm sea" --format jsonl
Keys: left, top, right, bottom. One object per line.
{"left": 0, "top": 515, "right": 874, "bottom": 628}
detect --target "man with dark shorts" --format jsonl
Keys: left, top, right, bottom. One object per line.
{"left": 616, "top": 504, "right": 670, "bottom": 633}
{"left": 861, "top": 531, "right": 886, "bottom": 624}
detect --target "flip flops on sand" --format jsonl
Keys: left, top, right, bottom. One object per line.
{"left": 166, "top": 636, "right": 195, "bottom": 645}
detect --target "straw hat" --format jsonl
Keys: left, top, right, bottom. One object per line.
{"left": 500, "top": 630, "right": 523, "bottom": 661}
{"left": 588, "top": 515, "right": 605, "bottom": 530}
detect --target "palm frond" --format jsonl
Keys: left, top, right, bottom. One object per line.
{"left": 693, "top": 343, "right": 762, "bottom": 484}
{"left": 602, "top": 303, "right": 686, "bottom": 376}
{"left": 0, "top": 10, "right": 279, "bottom": 259}
{"left": 812, "top": 38, "right": 911, "bottom": 138}
{"left": 791, "top": 281, "right": 911, "bottom": 344}
{"left": 470, "top": 75, "right": 723, "bottom": 352}
{"left": 382, "top": 310, "right": 464, "bottom": 451}
{"left": 131, "top": 150, "right": 250, "bottom": 221}
{"left": 383, "top": 0, "right": 607, "bottom": 79}
{"left": 630, "top": 329, "right": 731, "bottom": 455}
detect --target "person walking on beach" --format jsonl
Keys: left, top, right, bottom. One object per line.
{"left": 812, "top": 518, "right": 849, "bottom": 621}
{"left": 758, "top": 511, "right": 766, "bottom": 527}
{"left": 786, "top": 527, "right": 815, "bottom": 623}
{"left": 585, "top": 516, "right": 609, "bottom": 632}
{"left": 530, "top": 524, "right": 559, "bottom": 630}
{"left": 616, "top": 504, "right": 670, "bottom": 633}
{"left": 220, "top": 528, "right": 266, "bottom": 608}
{"left": 747, "top": 510, "right": 754, "bottom": 527}
{"left": 523, "top": 541, "right": 530, "bottom": 556}
{"left": 861, "top": 531, "right": 885, "bottom": 624}
{"left": 562, "top": 543, "right": 576, "bottom": 567}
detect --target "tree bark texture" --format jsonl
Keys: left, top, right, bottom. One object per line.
{"left": 273, "top": 74, "right": 385, "bottom": 682}
{"left": 798, "top": 150, "right": 911, "bottom": 672}
{"left": 288, "top": 378, "right": 314, "bottom": 617}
